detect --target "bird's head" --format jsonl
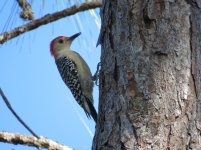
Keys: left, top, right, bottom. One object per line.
{"left": 50, "top": 32, "right": 81, "bottom": 58}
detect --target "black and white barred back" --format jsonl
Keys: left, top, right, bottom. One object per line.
{"left": 56, "top": 57, "right": 82, "bottom": 103}
{"left": 56, "top": 56, "right": 97, "bottom": 123}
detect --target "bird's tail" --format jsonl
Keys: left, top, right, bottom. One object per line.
{"left": 83, "top": 96, "right": 97, "bottom": 123}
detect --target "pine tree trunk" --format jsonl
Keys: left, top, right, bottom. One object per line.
{"left": 93, "top": 0, "right": 201, "bottom": 149}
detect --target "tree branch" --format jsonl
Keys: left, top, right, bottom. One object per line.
{"left": 0, "top": 88, "right": 39, "bottom": 138}
{"left": 0, "top": 1, "right": 102, "bottom": 44}
{"left": 0, "top": 131, "right": 73, "bottom": 150}
{"left": 16, "top": 0, "right": 34, "bottom": 20}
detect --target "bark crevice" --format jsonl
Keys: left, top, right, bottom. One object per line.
{"left": 93, "top": 0, "right": 201, "bottom": 149}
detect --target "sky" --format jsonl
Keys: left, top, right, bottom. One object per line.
{"left": 0, "top": 0, "right": 100, "bottom": 149}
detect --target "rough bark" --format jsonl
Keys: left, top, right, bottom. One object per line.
{"left": 17, "top": 0, "right": 34, "bottom": 20}
{"left": 190, "top": 0, "right": 201, "bottom": 149}
{"left": 93, "top": 0, "right": 201, "bottom": 149}
{"left": 0, "top": 131, "right": 72, "bottom": 150}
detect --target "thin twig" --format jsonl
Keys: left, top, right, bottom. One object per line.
{"left": 0, "top": 88, "right": 39, "bottom": 138}
{"left": 0, "top": 131, "right": 73, "bottom": 150}
{"left": 16, "top": 0, "right": 34, "bottom": 20}
{"left": 0, "top": 1, "right": 102, "bottom": 44}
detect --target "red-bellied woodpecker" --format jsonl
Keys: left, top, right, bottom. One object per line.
{"left": 50, "top": 32, "right": 97, "bottom": 123}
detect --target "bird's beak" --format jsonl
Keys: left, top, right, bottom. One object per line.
{"left": 69, "top": 32, "right": 81, "bottom": 41}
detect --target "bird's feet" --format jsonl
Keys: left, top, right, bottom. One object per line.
{"left": 92, "top": 62, "right": 101, "bottom": 86}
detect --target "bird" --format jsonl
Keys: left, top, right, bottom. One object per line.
{"left": 50, "top": 32, "right": 97, "bottom": 123}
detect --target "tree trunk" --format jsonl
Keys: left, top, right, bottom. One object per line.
{"left": 93, "top": 0, "right": 201, "bottom": 149}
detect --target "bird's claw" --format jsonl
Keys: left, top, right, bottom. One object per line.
{"left": 92, "top": 62, "right": 101, "bottom": 86}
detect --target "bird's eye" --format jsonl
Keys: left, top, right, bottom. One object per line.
{"left": 58, "top": 39, "right": 64, "bottom": 44}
